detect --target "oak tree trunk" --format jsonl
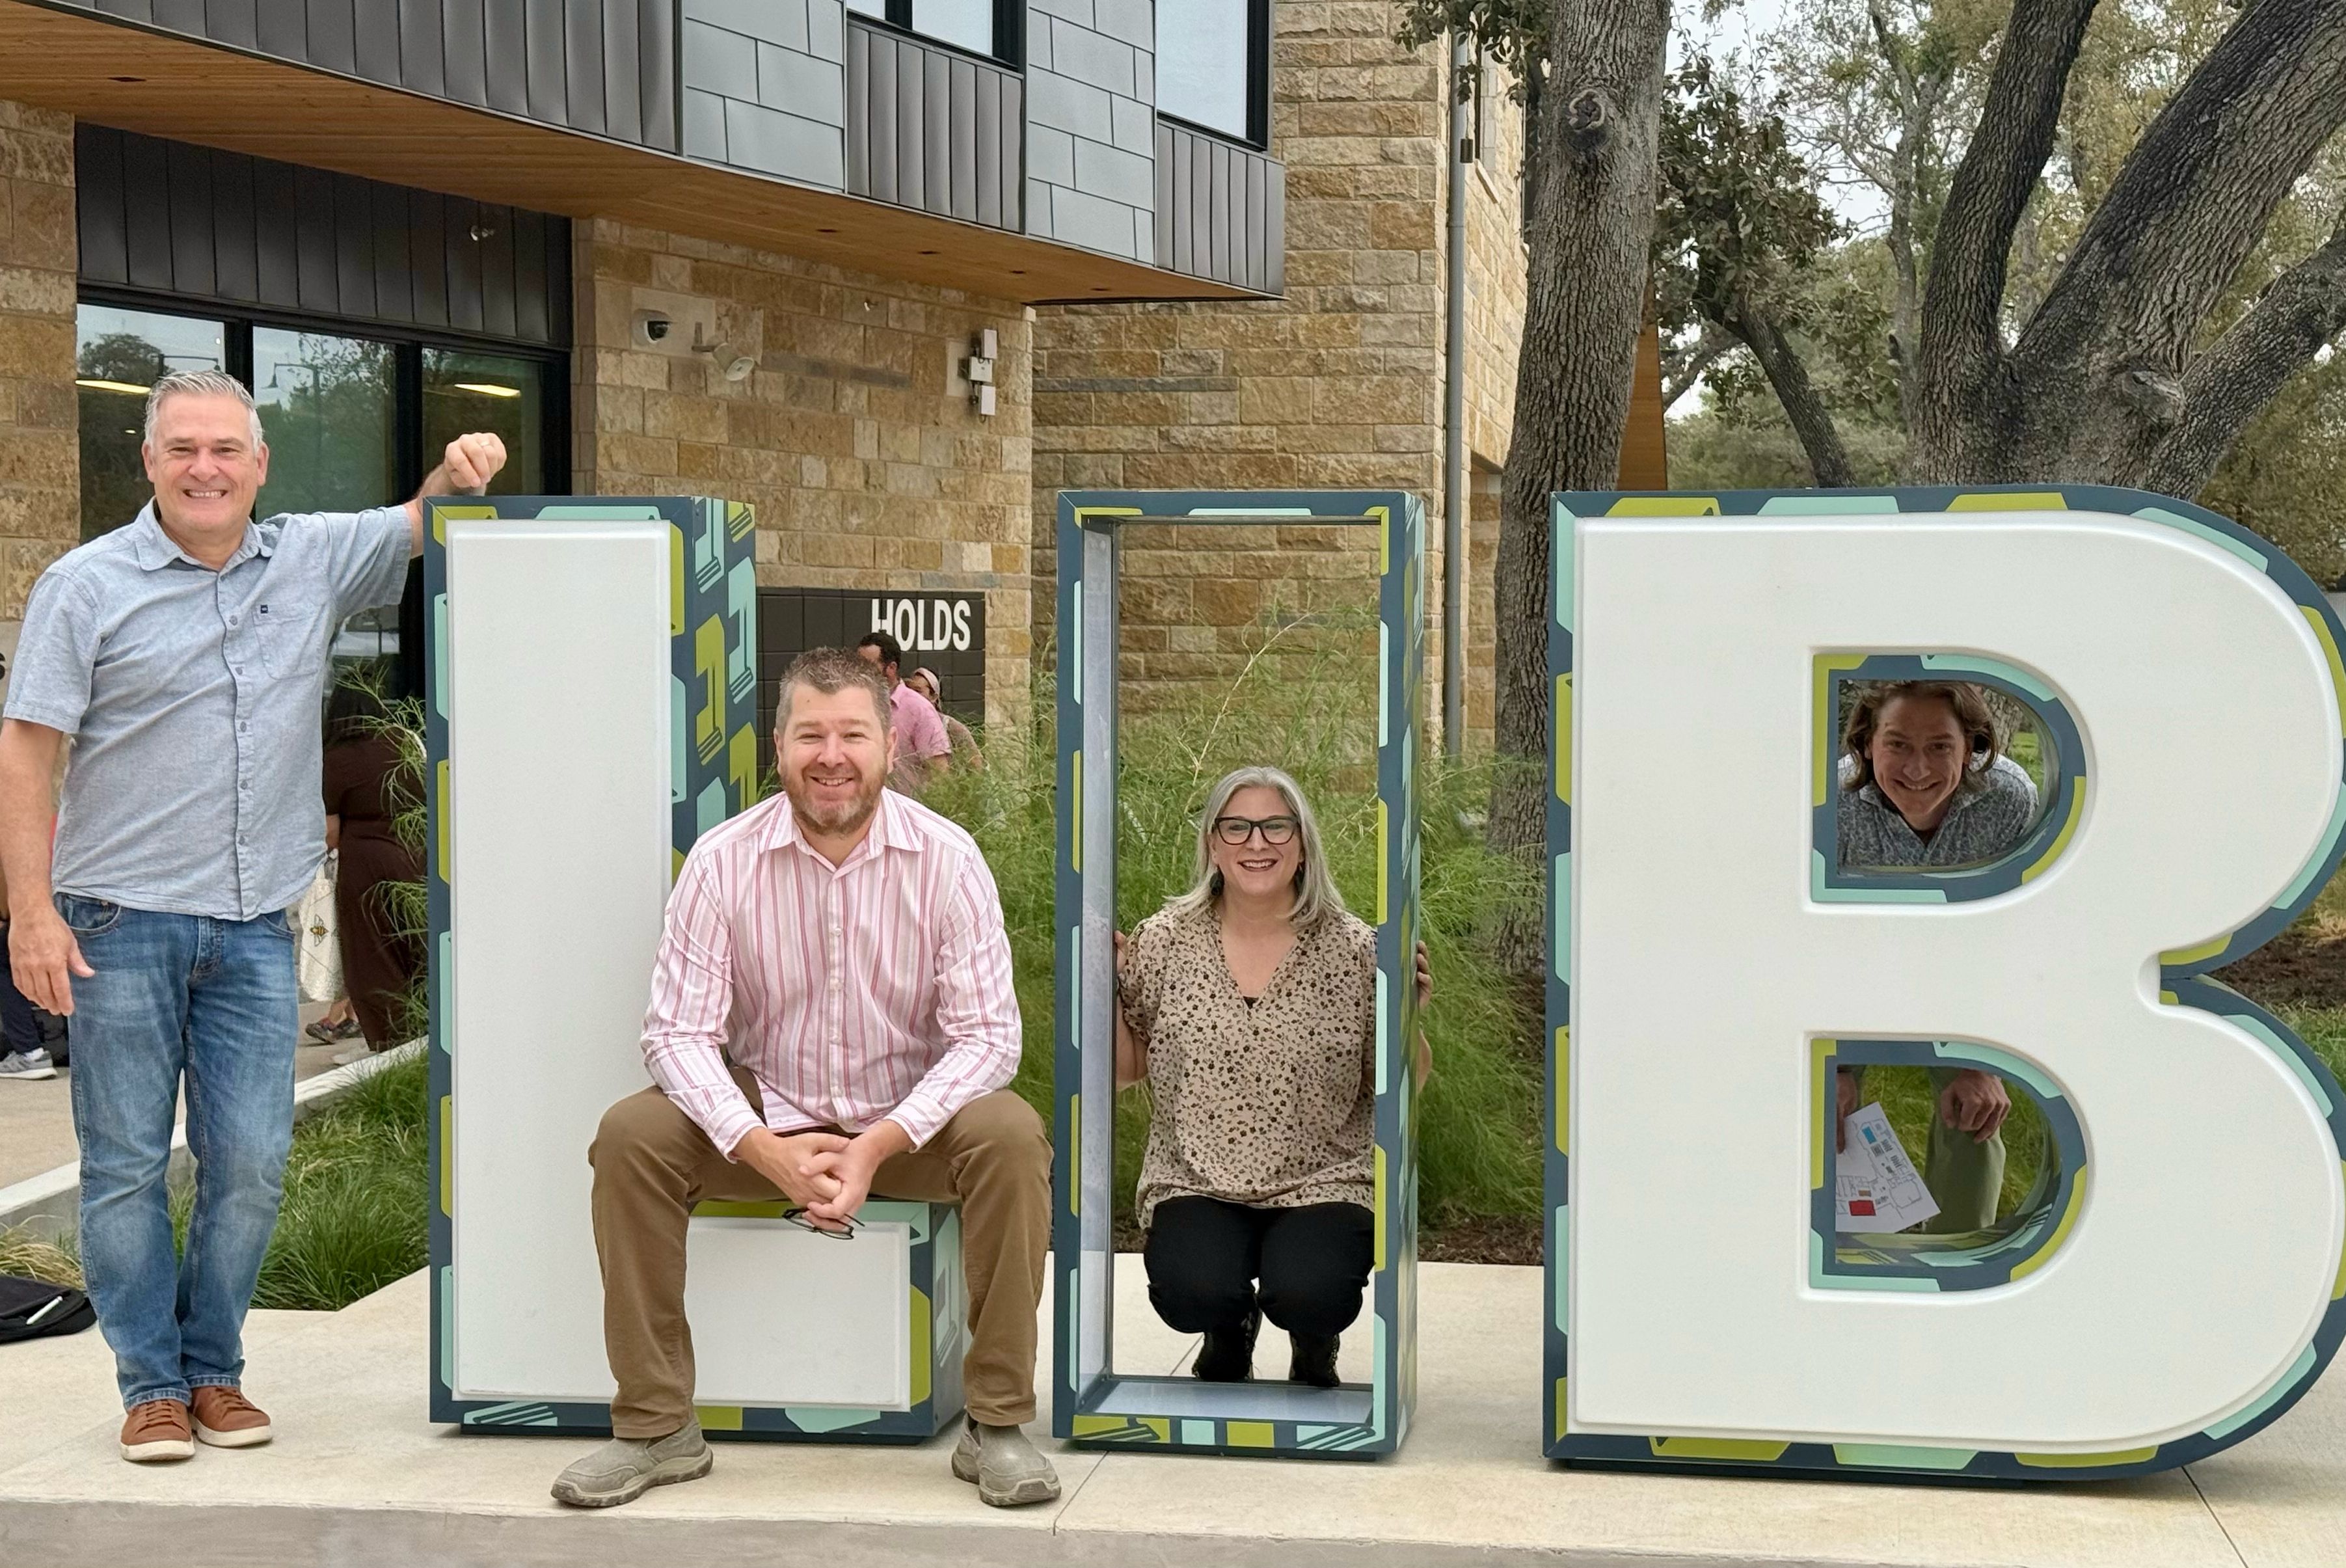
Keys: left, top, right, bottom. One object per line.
{"left": 1489, "top": 0, "right": 1671, "bottom": 974}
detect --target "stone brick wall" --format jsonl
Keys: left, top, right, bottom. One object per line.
{"left": 0, "top": 98, "right": 77, "bottom": 628}
{"left": 1032, "top": 1, "right": 1528, "bottom": 740}
{"left": 1024, "top": 0, "right": 1159, "bottom": 260}
{"left": 573, "top": 217, "right": 1034, "bottom": 729}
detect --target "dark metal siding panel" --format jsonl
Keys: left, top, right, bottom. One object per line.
{"left": 76, "top": 126, "right": 129, "bottom": 287}
{"left": 1185, "top": 130, "right": 1207, "bottom": 278}
{"left": 1243, "top": 148, "right": 1265, "bottom": 292}
{"left": 304, "top": 0, "right": 355, "bottom": 74}
{"left": 441, "top": 0, "right": 489, "bottom": 106}
{"left": 122, "top": 134, "right": 175, "bottom": 291}
{"left": 355, "top": 0, "right": 402, "bottom": 83}
{"left": 1153, "top": 120, "right": 1172, "bottom": 270}
{"left": 923, "top": 51, "right": 951, "bottom": 217}
{"left": 638, "top": 0, "right": 676, "bottom": 150}
{"left": 524, "top": 2, "right": 567, "bottom": 124}
{"left": 895, "top": 42, "right": 922, "bottom": 211}
{"left": 844, "top": 20, "right": 869, "bottom": 196}
{"left": 209, "top": 152, "right": 259, "bottom": 303}
{"left": 293, "top": 166, "right": 338, "bottom": 312}
{"left": 254, "top": 0, "right": 304, "bottom": 59}
{"left": 972, "top": 65, "right": 998, "bottom": 228}
{"left": 511, "top": 209, "right": 549, "bottom": 344}
{"left": 562, "top": 0, "right": 606, "bottom": 134}
{"left": 372, "top": 180, "right": 414, "bottom": 324}
{"left": 948, "top": 58, "right": 976, "bottom": 223}
{"left": 600, "top": 0, "right": 641, "bottom": 144}
{"left": 334, "top": 173, "right": 377, "bottom": 318}
{"left": 408, "top": 189, "right": 450, "bottom": 326}
{"left": 867, "top": 31, "right": 896, "bottom": 205}
{"left": 206, "top": 0, "right": 259, "bottom": 47}
{"left": 93, "top": 0, "right": 154, "bottom": 20}
{"left": 483, "top": 0, "right": 530, "bottom": 116}
{"left": 1001, "top": 76, "right": 1020, "bottom": 228}
{"left": 398, "top": 0, "right": 446, "bottom": 98}
{"left": 252, "top": 155, "right": 302, "bottom": 308}
{"left": 1264, "top": 157, "right": 1284, "bottom": 293}
{"left": 1209, "top": 139, "right": 1232, "bottom": 283}
{"left": 443, "top": 197, "right": 485, "bottom": 332}
{"left": 164, "top": 140, "right": 217, "bottom": 298}
{"left": 478, "top": 208, "right": 517, "bottom": 340}
{"left": 152, "top": 0, "right": 206, "bottom": 32}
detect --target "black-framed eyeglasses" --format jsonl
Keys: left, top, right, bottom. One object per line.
{"left": 1213, "top": 815, "right": 1299, "bottom": 846}
{"left": 783, "top": 1207, "right": 861, "bottom": 1240}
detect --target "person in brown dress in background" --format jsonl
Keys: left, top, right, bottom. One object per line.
{"left": 320, "top": 685, "right": 423, "bottom": 1050}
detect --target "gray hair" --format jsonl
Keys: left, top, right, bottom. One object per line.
{"left": 1168, "top": 765, "right": 1347, "bottom": 930}
{"left": 144, "top": 370, "right": 264, "bottom": 450}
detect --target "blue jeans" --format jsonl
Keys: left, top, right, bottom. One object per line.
{"left": 61, "top": 895, "right": 297, "bottom": 1410}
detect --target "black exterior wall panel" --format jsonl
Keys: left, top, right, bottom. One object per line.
{"left": 637, "top": 0, "right": 676, "bottom": 150}
{"left": 482, "top": 0, "right": 529, "bottom": 116}
{"left": 93, "top": 0, "right": 154, "bottom": 20}
{"left": 354, "top": 0, "right": 403, "bottom": 84}
{"left": 844, "top": 21, "right": 869, "bottom": 193}
{"left": 303, "top": 0, "right": 355, "bottom": 74}
{"left": 600, "top": 0, "right": 641, "bottom": 144}
{"left": 397, "top": 0, "right": 446, "bottom": 98}
{"left": 254, "top": 0, "right": 304, "bottom": 55}
{"left": 522, "top": 0, "right": 566, "bottom": 127}
{"left": 74, "top": 129, "right": 568, "bottom": 350}
{"left": 163, "top": 140, "right": 216, "bottom": 298}
{"left": 152, "top": 0, "right": 206, "bottom": 31}
{"left": 206, "top": 0, "right": 260, "bottom": 47}
{"left": 441, "top": 0, "right": 489, "bottom": 106}
{"left": 563, "top": 0, "right": 606, "bottom": 137}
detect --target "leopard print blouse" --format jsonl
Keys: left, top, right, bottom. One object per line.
{"left": 1118, "top": 900, "right": 1377, "bottom": 1226}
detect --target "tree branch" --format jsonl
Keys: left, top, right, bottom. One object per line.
{"left": 1662, "top": 325, "right": 1736, "bottom": 409}
{"left": 2144, "top": 207, "right": 2346, "bottom": 497}
{"left": 2017, "top": 0, "right": 2346, "bottom": 381}
{"left": 1724, "top": 294, "right": 1857, "bottom": 487}
{"left": 1908, "top": 0, "right": 2099, "bottom": 475}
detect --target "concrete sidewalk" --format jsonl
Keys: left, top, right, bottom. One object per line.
{"left": 0, "top": 1257, "right": 2337, "bottom": 1568}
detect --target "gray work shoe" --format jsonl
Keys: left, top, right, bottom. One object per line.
{"left": 951, "top": 1418, "right": 1062, "bottom": 1507}
{"left": 549, "top": 1424, "right": 712, "bottom": 1508}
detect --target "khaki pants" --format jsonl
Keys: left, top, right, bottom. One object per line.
{"left": 588, "top": 1067, "right": 1050, "bottom": 1437}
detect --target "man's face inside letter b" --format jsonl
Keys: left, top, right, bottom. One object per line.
{"left": 1557, "top": 494, "right": 2346, "bottom": 1477}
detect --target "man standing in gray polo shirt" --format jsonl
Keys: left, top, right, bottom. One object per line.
{"left": 0, "top": 370, "right": 505, "bottom": 1463}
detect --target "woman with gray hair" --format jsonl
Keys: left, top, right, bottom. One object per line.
{"left": 1114, "top": 766, "right": 1428, "bottom": 1388}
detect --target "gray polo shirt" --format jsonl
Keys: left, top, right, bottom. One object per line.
{"left": 4, "top": 503, "right": 411, "bottom": 921}
{"left": 1837, "top": 754, "right": 2040, "bottom": 870}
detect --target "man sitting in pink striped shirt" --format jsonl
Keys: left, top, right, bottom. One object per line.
{"left": 552, "top": 648, "right": 1056, "bottom": 1511}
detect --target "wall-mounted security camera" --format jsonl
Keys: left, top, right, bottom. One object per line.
{"left": 632, "top": 309, "right": 673, "bottom": 347}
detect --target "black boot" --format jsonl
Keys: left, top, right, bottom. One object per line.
{"left": 1289, "top": 1332, "right": 1340, "bottom": 1388}
{"left": 1193, "top": 1307, "right": 1260, "bottom": 1381}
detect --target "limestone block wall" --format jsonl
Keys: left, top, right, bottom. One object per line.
{"left": 0, "top": 99, "right": 77, "bottom": 627}
{"left": 1024, "top": 0, "right": 1157, "bottom": 261}
{"left": 573, "top": 218, "right": 1034, "bottom": 729}
{"left": 680, "top": 0, "right": 850, "bottom": 187}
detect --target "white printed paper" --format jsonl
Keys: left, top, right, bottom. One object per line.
{"left": 1835, "top": 1102, "right": 1939, "bottom": 1233}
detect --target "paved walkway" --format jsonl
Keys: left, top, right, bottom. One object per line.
{"left": 0, "top": 1001, "right": 353, "bottom": 1190}
{"left": 0, "top": 1258, "right": 2336, "bottom": 1567}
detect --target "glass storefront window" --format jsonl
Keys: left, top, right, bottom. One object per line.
{"left": 252, "top": 327, "right": 399, "bottom": 519}
{"left": 75, "top": 304, "right": 227, "bottom": 539}
{"left": 1159, "top": 0, "right": 1255, "bottom": 143}
{"left": 422, "top": 350, "right": 547, "bottom": 498}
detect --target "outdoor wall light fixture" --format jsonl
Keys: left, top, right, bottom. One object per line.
{"left": 965, "top": 329, "right": 998, "bottom": 416}
{"left": 694, "top": 338, "right": 757, "bottom": 382}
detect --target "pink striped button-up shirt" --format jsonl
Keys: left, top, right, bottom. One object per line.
{"left": 640, "top": 787, "right": 1022, "bottom": 1156}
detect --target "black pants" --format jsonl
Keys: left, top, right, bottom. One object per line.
{"left": 0, "top": 922, "right": 38, "bottom": 1056}
{"left": 1144, "top": 1196, "right": 1375, "bottom": 1341}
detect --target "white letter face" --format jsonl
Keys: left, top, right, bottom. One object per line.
{"left": 1548, "top": 488, "right": 2346, "bottom": 1480}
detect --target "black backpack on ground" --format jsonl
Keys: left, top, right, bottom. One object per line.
{"left": 0, "top": 1273, "right": 95, "bottom": 1342}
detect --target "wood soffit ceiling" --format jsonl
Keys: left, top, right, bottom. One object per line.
{"left": 0, "top": 0, "right": 1260, "bottom": 308}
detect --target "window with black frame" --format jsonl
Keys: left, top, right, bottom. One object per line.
{"left": 1157, "top": 0, "right": 1271, "bottom": 147}
{"left": 845, "top": 0, "right": 1021, "bottom": 63}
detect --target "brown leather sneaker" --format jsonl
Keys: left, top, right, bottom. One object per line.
{"left": 190, "top": 1386, "right": 273, "bottom": 1448}
{"left": 120, "top": 1399, "right": 195, "bottom": 1463}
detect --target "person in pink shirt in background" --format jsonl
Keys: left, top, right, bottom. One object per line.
{"left": 553, "top": 647, "right": 1055, "bottom": 1513}
{"left": 856, "top": 630, "right": 951, "bottom": 794}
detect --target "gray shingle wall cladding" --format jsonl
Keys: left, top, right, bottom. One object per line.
{"left": 679, "top": 0, "right": 849, "bottom": 187}
{"left": 1023, "top": 0, "right": 1155, "bottom": 262}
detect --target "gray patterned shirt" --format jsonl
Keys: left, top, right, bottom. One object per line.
{"left": 1837, "top": 754, "right": 2040, "bottom": 869}
{"left": 5, "top": 503, "right": 411, "bottom": 920}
